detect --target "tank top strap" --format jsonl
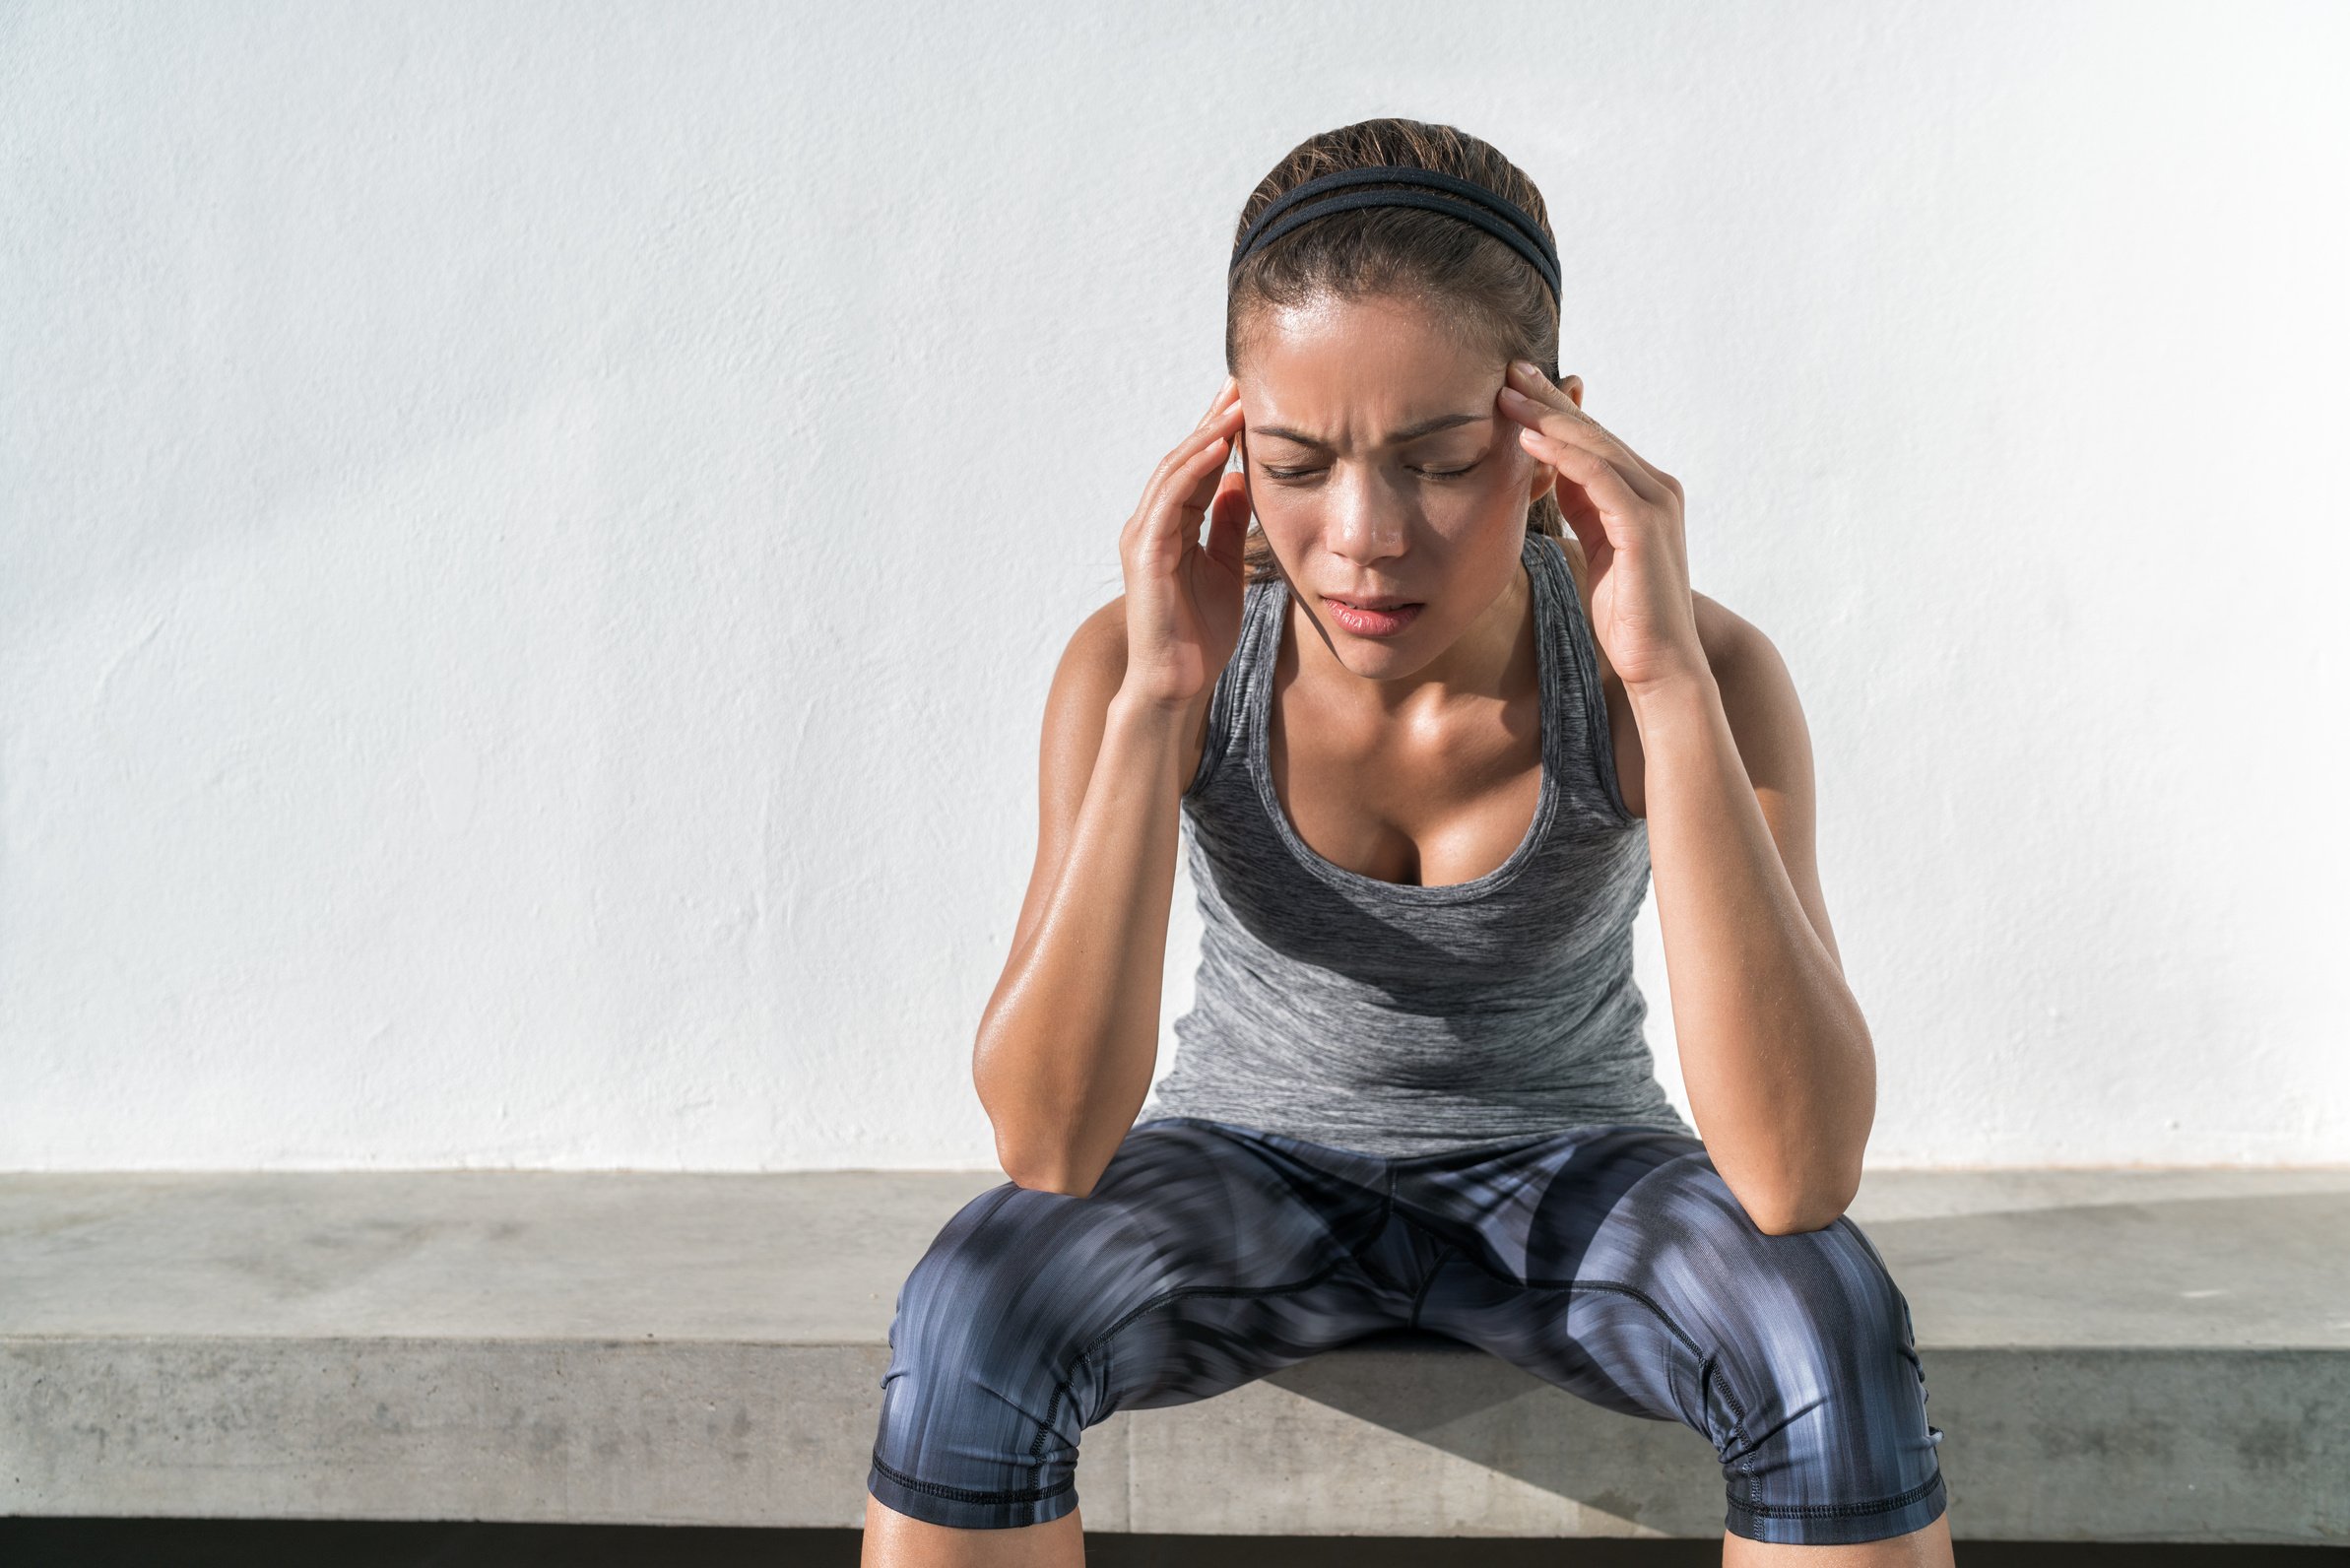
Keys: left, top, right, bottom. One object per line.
{"left": 1527, "top": 531, "right": 1636, "bottom": 824}
{"left": 1187, "top": 543, "right": 1634, "bottom": 824}
{"left": 1183, "top": 571, "right": 1281, "bottom": 802}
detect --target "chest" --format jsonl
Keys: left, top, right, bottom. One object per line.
{"left": 1267, "top": 686, "right": 1648, "bottom": 892}
{"left": 1265, "top": 559, "right": 1650, "bottom": 891}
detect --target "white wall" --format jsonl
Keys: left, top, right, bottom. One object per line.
{"left": 5, "top": 0, "right": 2344, "bottom": 1171}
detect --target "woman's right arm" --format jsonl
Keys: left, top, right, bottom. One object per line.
{"left": 972, "top": 614, "right": 1208, "bottom": 1197}
{"left": 974, "top": 375, "right": 1251, "bottom": 1197}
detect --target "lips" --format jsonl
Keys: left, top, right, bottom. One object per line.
{"left": 1328, "top": 596, "right": 1420, "bottom": 610}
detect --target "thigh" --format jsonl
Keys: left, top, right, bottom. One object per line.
{"left": 1401, "top": 1123, "right": 1720, "bottom": 1425}
{"left": 1072, "top": 1115, "right": 1410, "bottom": 1411}
{"left": 869, "top": 1116, "right": 1405, "bottom": 1529}
{"left": 1406, "top": 1125, "right": 1946, "bottom": 1544}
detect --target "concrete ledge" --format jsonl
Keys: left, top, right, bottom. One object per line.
{"left": 2, "top": 1167, "right": 2345, "bottom": 1541}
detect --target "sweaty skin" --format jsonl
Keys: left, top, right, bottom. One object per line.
{"left": 1186, "top": 292, "right": 1742, "bottom": 885}
{"left": 871, "top": 292, "right": 1926, "bottom": 1568}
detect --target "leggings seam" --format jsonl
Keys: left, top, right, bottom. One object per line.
{"left": 1702, "top": 1351, "right": 1759, "bottom": 1506}
{"left": 1406, "top": 1243, "right": 1457, "bottom": 1331}
{"left": 1026, "top": 1247, "right": 1367, "bottom": 1501}
{"left": 922, "top": 1138, "right": 1896, "bottom": 1519}
{"left": 870, "top": 1449, "right": 1075, "bottom": 1506}
{"left": 1467, "top": 1254, "right": 1759, "bottom": 1507}
{"left": 1728, "top": 1467, "right": 1945, "bottom": 1520}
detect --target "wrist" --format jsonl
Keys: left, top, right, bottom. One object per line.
{"left": 1111, "top": 680, "right": 1205, "bottom": 723}
{"left": 1624, "top": 661, "right": 1721, "bottom": 727}
{"left": 1105, "top": 686, "right": 1208, "bottom": 796}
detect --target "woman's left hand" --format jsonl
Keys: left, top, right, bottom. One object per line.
{"left": 1496, "top": 359, "right": 1706, "bottom": 694}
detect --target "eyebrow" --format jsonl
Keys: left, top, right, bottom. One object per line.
{"left": 1246, "top": 412, "right": 1489, "bottom": 449}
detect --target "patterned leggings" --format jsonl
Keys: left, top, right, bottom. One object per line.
{"left": 866, "top": 1114, "right": 1947, "bottom": 1545}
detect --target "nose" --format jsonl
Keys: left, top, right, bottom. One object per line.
{"left": 1326, "top": 467, "right": 1410, "bottom": 559}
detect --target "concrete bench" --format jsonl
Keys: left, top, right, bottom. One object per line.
{"left": 2, "top": 1166, "right": 2343, "bottom": 1542}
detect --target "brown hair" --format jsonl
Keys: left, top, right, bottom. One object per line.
{"left": 1224, "top": 118, "right": 1569, "bottom": 585}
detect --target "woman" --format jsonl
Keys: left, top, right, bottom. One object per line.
{"left": 863, "top": 118, "right": 1952, "bottom": 1566}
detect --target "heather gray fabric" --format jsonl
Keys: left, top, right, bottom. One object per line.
{"left": 1137, "top": 530, "right": 1697, "bottom": 1156}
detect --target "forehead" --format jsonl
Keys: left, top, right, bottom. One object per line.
{"left": 1237, "top": 294, "right": 1493, "bottom": 445}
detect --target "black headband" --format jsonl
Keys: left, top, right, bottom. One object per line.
{"left": 1227, "top": 163, "right": 1561, "bottom": 309}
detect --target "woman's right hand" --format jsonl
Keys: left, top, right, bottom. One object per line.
{"left": 1118, "top": 373, "right": 1252, "bottom": 710}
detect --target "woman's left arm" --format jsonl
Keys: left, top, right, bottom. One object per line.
{"left": 1498, "top": 359, "right": 1875, "bottom": 1237}
{"left": 1629, "top": 627, "right": 1876, "bottom": 1236}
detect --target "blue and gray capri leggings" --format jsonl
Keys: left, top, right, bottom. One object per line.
{"left": 866, "top": 1114, "right": 1947, "bottom": 1546}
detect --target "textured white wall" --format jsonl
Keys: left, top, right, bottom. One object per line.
{"left": 4, "top": 1, "right": 2344, "bottom": 1172}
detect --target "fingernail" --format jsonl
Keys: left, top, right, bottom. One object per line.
{"left": 1512, "top": 359, "right": 1538, "bottom": 379}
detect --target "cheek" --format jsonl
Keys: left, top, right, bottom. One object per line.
{"left": 1499, "top": 435, "right": 1542, "bottom": 481}
{"left": 1244, "top": 477, "right": 1294, "bottom": 523}
{"left": 1473, "top": 449, "right": 1540, "bottom": 510}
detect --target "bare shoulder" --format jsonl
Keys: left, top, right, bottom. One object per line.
{"left": 1007, "top": 596, "right": 1207, "bottom": 968}
{"left": 1051, "top": 594, "right": 1211, "bottom": 793}
{"left": 1044, "top": 595, "right": 1132, "bottom": 792}
{"left": 1569, "top": 541, "right": 1782, "bottom": 823}
{"left": 1683, "top": 590, "right": 1844, "bottom": 972}
{"left": 1685, "top": 590, "right": 1797, "bottom": 755}
{"left": 1552, "top": 531, "right": 1751, "bottom": 683}
{"left": 1690, "top": 589, "right": 1765, "bottom": 678}
{"left": 1006, "top": 599, "right": 1127, "bottom": 969}
{"left": 1065, "top": 593, "right": 1130, "bottom": 683}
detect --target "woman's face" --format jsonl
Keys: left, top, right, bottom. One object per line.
{"left": 1234, "top": 292, "right": 1556, "bottom": 676}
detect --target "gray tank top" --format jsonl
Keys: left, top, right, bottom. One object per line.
{"left": 1136, "top": 530, "right": 1696, "bottom": 1156}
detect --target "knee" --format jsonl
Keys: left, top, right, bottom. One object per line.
{"left": 1713, "top": 1218, "right": 1926, "bottom": 1407}
{"left": 869, "top": 1182, "right": 1111, "bottom": 1530}
{"left": 883, "top": 1180, "right": 1105, "bottom": 1377}
{"left": 1692, "top": 1222, "right": 1947, "bottom": 1542}
{"left": 1628, "top": 1156, "right": 1922, "bottom": 1390}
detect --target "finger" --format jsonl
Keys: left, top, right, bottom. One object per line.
{"left": 1498, "top": 361, "right": 1626, "bottom": 446}
{"left": 1202, "top": 468, "right": 1252, "bottom": 574}
{"left": 1516, "top": 425, "right": 1659, "bottom": 519}
{"left": 1197, "top": 371, "right": 1239, "bottom": 426}
{"left": 1498, "top": 364, "right": 1681, "bottom": 495}
{"left": 1156, "top": 401, "right": 1244, "bottom": 483}
{"left": 1495, "top": 370, "right": 1614, "bottom": 448}
{"left": 1500, "top": 386, "right": 1669, "bottom": 507}
{"left": 1143, "top": 406, "right": 1244, "bottom": 531}
{"left": 1524, "top": 383, "right": 1677, "bottom": 494}
{"left": 1514, "top": 417, "right": 1669, "bottom": 509}
{"left": 1159, "top": 428, "right": 1242, "bottom": 557}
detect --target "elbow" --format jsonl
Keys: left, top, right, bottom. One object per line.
{"left": 974, "top": 1040, "right": 1068, "bottom": 1194}
{"left": 1747, "top": 1169, "right": 1861, "bottom": 1237}
{"left": 1009, "top": 1168, "right": 1098, "bottom": 1200}
{"left": 1752, "top": 1060, "right": 1874, "bottom": 1236}
{"left": 1752, "top": 1199, "right": 1847, "bottom": 1237}
{"left": 974, "top": 1037, "right": 1122, "bottom": 1200}
{"left": 989, "top": 1118, "right": 1104, "bottom": 1200}
{"left": 997, "top": 1143, "right": 1101, "bottom": 1200}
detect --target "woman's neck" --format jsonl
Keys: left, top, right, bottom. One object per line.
{"left": 1283, "top": 556, "right": 1537, "bottom": 730}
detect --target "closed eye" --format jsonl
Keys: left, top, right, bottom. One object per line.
{"left": 1262, "top": 460, "right": 1484, "bottom": 483}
